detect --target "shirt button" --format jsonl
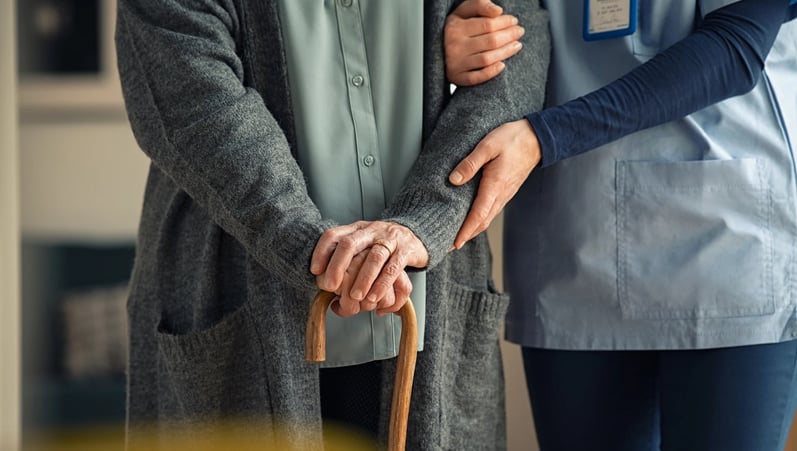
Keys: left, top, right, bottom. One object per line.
{"left": 339, "top": 0, "right": 352, "bottom": 7}
{"left": 351, "top": 75, "right": 365, "bottom": 87}
{"left": 363, "top": 155, "right": 376, "bottom": 167}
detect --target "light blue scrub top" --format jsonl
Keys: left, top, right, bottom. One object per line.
{"left": 505, "top": 0, "right": 797, "bottom": 350}
{"left": 277, "top": 0, "right": 425, "bottom": 367}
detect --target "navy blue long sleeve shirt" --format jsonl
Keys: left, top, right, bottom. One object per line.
{"left": 530, "top": 0, "right": 795, "bottom": 168}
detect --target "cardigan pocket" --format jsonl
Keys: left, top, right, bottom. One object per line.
{"left": 156, "top": 301, "right": 274, "bottom": 423}
{"left": 616, "top": 158, "right": 775, "bottom": 320}
{"left": 438, "top": 281, "right": 509, "bottom": 451}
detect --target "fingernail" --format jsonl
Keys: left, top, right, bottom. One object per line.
{"left": 519, "top": 27, "right": 526, "bottom": 36}
{"left": 511, "top": 16, "right": 518, "bottom": 25}
{"left": 351, "top": 289, "right": 363, "bottom": 300}
{"left": 310, "top": 264, "right": 320, "bottom": 274}
{"left": 450, "top": 171, "right": 463, "bottom": 184}
{"left": 447, "top": 246, "right": 456, "bottom": 253}
{"left": 514, "top": 41, "right": 523, "bottom": 50}
{"left": 366, "top": 294, "right": 377, "bottom": 303}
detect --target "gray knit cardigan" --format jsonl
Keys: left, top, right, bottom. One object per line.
{"left": 116, "top": 0, "right": 549, "bottom": 449}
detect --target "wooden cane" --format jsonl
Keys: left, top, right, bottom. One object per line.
{"left": 305, "top": 290, "right": 418, "bottom": 451}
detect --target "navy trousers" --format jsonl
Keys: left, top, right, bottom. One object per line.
{"left": 522, "top": 340, "right": 797, "bottom": 451}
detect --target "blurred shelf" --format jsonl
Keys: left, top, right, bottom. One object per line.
{"left": 22, "top": 240, "right": 135, "bottom": 437}
{"left": 23, "top": 376, "right": 126, "bottom": 429}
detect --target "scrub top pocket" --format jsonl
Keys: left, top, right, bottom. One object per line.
{"left": 616, "top": 158, "right": 774, "bottom": 320}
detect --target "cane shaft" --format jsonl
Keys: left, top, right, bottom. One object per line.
{"left": 305, "top": 291, "right": 417, "bottom": 451}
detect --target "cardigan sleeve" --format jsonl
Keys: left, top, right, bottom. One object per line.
{"left": 380, "top": 0, "right": 551, "bottom": 268}
{"left": 116, "top": 0, "right": 334, "bottom": 292}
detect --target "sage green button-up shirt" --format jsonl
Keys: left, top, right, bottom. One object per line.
{"left": 278, "top": 0, "right": 425, "bottom": 367}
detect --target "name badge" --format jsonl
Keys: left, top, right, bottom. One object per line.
{"left": 583, "top": 0, "right": 638, "bottom": 41}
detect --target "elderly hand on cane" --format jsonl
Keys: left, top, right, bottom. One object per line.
{"left": 308, "top": 221, "right": 426, "bottom": 451}
{"left": 310, "top": 221, "right": 428, "bottom": 317}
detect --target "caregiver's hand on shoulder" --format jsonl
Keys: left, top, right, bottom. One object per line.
{"left": 445, "top": 0, "right": 525, "bottom": 86}
{"left": 311, "top": 221, "right": 429, "bottom": 317}
{"left": 449, "top": 119, "right": 541, "bottom": 249}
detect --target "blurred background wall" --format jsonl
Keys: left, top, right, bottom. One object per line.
{"left": 2, "top": 0, "right": 21, "bottom": 449}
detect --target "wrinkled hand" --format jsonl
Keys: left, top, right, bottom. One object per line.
{"left": 445, "top": 0, "right": 525, "bottom": 86}
{"left": 311, "top": 221, "right": 429, "bottom": 317}
{"left": 325, "top": 249, "right": 414, "bottom": 318}
{"left": 449, "top": 119, "right": 541, "bottom": 249}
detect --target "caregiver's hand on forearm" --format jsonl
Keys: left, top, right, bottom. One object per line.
{"left": 311, "top": 221, "right": 429, "bottom": 316}
{"left": 449, "top": 119, "right": 541, "bottom": 249}
{"left": 445, "top": 0, "right": 525, "bottom": 86}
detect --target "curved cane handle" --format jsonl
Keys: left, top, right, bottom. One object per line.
{"left": 305, "top": 291, "right": 337, "bottom": 362}
{"left": 305, "top": 291, "right": 418, "bottom": 451}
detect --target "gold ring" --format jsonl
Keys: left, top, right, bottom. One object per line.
{"left": 372, "top": 239, "right": 394, "bottom": 256}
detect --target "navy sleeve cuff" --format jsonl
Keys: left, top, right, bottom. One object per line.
{"left": 526, "top": 113, "right": 557, "bottom": 169}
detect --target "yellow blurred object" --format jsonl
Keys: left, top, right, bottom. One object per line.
{"left": 24, "top": 421, "right": 379, "bottom": 451}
